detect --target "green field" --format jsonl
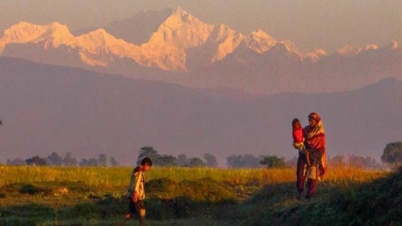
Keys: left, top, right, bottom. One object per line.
{"left": 0, "top": 165, "right": 400, "bottom": 225}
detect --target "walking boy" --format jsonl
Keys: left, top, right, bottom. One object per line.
{"left": 124, "top": 157, "right": 152, "bottom": 225}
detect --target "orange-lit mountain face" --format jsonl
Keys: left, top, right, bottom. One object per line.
{"left": 1, "top": 7, "right": 402, "bottom": 94}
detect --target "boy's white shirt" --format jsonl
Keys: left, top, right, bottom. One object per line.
{"left": 134, "top": 169, "right": 146, "bottom": 200}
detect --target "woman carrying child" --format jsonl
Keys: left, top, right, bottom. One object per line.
{"left": 294, "top": 112, "right": 326, "bottom": 200}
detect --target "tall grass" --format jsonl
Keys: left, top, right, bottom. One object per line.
{"left": 0, "top": 165, "right": 388, "bottom": 188}
{"left": 0, "top": 165, "right": 393, "bottom": 225}
{"left": 0, "top": 166, "right": 296, "bottom": 188}
{"left": 0, "top": 166, "right": 130, "bottom": 188}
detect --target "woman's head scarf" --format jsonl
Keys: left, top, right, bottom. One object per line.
{"left": 305, "top": 112, "right": 325, "bottom": 151}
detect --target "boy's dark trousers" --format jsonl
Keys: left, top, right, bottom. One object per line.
{"left": 128, "top": 199, "right": 145, "bottom": 225}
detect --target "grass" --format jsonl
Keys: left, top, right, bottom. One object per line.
{"left": 0, "top": 165, "right": 396, "bottom": 225}
{"left": 0, "top": 166, "right": 298, "bottom": 186}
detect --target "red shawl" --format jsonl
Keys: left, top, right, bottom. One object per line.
{"left": 305, "top": 112, "right": 326, "bottom": 151}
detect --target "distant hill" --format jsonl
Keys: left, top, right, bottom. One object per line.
{"left": 0, "top": 57, "right": 400, "bottom": 166}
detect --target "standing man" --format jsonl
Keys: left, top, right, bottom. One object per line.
{"left": 124, "top": 157, "right": 152, "bottom": 225}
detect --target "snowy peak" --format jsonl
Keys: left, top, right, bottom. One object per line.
{"left": 149, "top": 6, "right": 214, "bottom": 49}
{"left": 0, "top": 22, "right": 140, "bottom": 67}
{"left": 305, "top": 49, "right": 328, "bottom": 61}
{"left": 43, "top": 22, "right": 75, "bottom": 47}
{"left": 246, "top": 29, "right": 277, "bottom": 53}
{"left": 337, "top": 45, "right": 359, "bottom": 56}
{"left": 74, "top": 29, "right": 141, "bottom": 66}
{"left": 1, "top": 22, "right": 47, "bottom": 43}
{"left": 249, "top": 29, "right": 275, "bottom": 41}
{"left": 213, "top": 24, "right": 240, "bottom": 41}
{"left": 388, "top": 41, "right": 398, "bottom": 49}
{"left": 76, "top": 29, "right": 118, "bottom": 46}
{"left": 0, "top": 21, "right": 75, "bottom": 50}
{"left": 337, "top": 42, "right": 400, "bottom": 57}
{"left": 362, "top": 44, "right": 379, "bottom": 51}
{"left": 209, "top": 24, "right": 244, "bottom": 62}
{"left": 170, "top": 6, "right": 189, "bottom": 18}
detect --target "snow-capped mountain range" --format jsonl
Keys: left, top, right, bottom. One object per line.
{"left": 1, "top": 7, "right": 401, "bottom": 165}
{"left": 1, "top": 7, "right": 401, "bottom": 94}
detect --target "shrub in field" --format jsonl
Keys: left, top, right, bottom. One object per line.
{"left": 144, "top": 177, "right": 237, "bottom": 220}
{"left": 19, "top": 184, "right": 49, "bottom": 195}
{"left": 0, "top": 181, "right": 93, "bottom": 200}
{"left": 96, "top": 194, "right": 127, "bottom": 218}
{"left": 0, "top": 203, "right": 55, "bottom": 225}
{"left": 0, "top": 216, "right": 39, "bottom": 226}
{"left": 59, "top": 202, "right": 100, "bottom": 220}
{"left": 325, "top": 167, "right": 402, "bottom": 225}
{"left": 146, "top": 177, "right": 178, "bottom": 195}
{"left": 147, "top": 177, "right": 235, "bottom": 202}
{"left": 238, "top": 167, "right": 399, "bottom": 226}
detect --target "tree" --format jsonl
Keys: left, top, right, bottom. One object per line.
{"left": 26, "top": 156, "right": 47, "bottom": 166}
{"left": 204, "top": 153, "right": 218, "bottom": 168}
{"left": 63, "top": 152, "right": 77, "bottom": 166}
{"left": 349, "top": 155, "right": 381, "bottom": 169}
{"left": 159, "top": 154, "right": 177, "bottom": 166}
{"left": 46, "top": 152, "right": 63, "bottom": 166}
{"left": 226, "top": 154, "right": 262, "bottom": 168}
{"left": 109, "top": 157, "right": 119, "bottom": 166}
{"left": 260, "top": 155, "right": 286, "bottom": 168}
{"left": 177, "top": 154, "right": 188, "bottom": 166}
{"left": 243, "top": 154, "right": 262, "bottom": 168}
{"left": 188, "top": 157, "right": 206, "bottom": 167}
{"left": 330, "top": 155, "right": 346, "bottom": 167}
{"left": 6, "top": 158, "right": 26, "bottom": 166}
{"left": 137, "top": 146, "right": 161, "bottom": 165}
{"left": 286, "top": 156, "right": 298, "bottom": 167}
{"left": 79, "top": 158, "right": 98, "bottom": 166}
{"left": 227, "top": 155, "right": 244, "bottom": 168}
{"left": 98, "top": 154, "right": 107, "bottom": 166}
{"left": 381, "top": 142, "right": 402, "bottom": 168}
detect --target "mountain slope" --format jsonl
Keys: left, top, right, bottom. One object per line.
{"left": 0, "top": 57, "right": 400, "bottom": 165}
{"left": 103, "top": 8, "right": 174, "bottom": 45}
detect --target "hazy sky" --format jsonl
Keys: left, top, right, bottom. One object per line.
{"left": 1, "top": 0, "right": 402, "bottom": 53}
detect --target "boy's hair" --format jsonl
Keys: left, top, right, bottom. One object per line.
{"left": 141, "top": 157, "right": 152, "bottom": 166}
{"left": 292, "top": 118, "right": 300, "bottom": 127}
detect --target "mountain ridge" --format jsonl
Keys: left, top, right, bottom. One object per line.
{"left": 1, "top": 7, "right": 402, "bottom": 95}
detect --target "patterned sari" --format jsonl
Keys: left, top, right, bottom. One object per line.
{"left": 305, "top": 112, "right": 326, "bottom": 172}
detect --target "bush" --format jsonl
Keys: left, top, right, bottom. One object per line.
{"left": 0, "top": 203, "right": 55, "bottom": 224}
{"left": 59, "top": 202, "right": 100, "bottom": 220}
{"left": 19, "top": 184, "right": 48, "bottom": 195}
{"left": 145, "top": 178, "right": 237, "bottom": 220}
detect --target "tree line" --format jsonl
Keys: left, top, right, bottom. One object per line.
{"left": 6, "top": 152, "right": 118, "bottom": 167}
{"left": 3, "top": 141, "right": 402, "bottom": 169}
{"left": 136, "top": 146, "right": 391, "bottom": 169}
{"left": 3, "top": 147, "right": 286, "bottom": 168}
{"left": 136, "top": 146, "right": 289, "bottom": 168}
